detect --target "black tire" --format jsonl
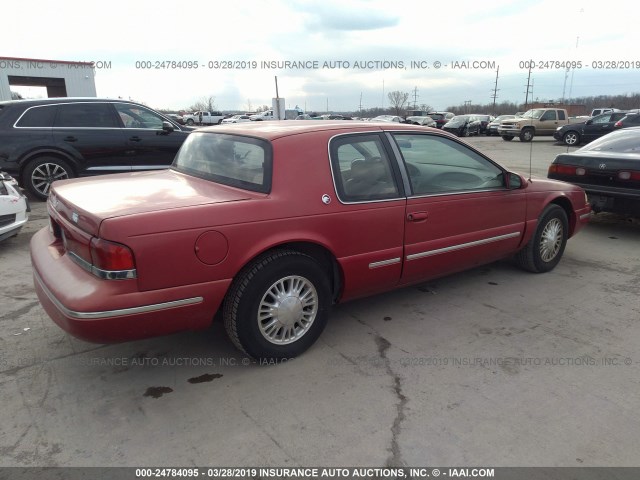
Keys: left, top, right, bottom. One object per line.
{"left": 562, "top": 131, "right": 581, "bottom": 146}
{"left": 520, "top": 128, "right": 534, "bottom": 142}
{"left": 515, "top": 204, "right": 568, "bottom": 273}
{"left": 501, "top": 135, "right": 513, "bottom": 141}
{"left": 223, "top": 249, "right": 331, "bottom": 360}
{"left": 22, "top": 156, "right": 74, "bottom": 200}
{"left": 186, "top": 119, "right": 195, "bottom": 126}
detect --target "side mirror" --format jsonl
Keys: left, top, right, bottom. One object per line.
{"left": 507, "top": 172, "right": 527, "bottom": 189}
{"left": 161, "top": 121, "right": 175, "bottom": 133}
{"left": 585, "top": 119, "right": 593, "bottom": 125}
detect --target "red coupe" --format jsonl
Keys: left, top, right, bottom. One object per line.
{"left": 31, "top": 122, "right": 591, "bottom": 359}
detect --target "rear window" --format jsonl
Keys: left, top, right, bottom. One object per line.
{"left": 173, "top": 132, "right": 272, "bottom": 193}
{"left": 578, "top": 128, "right": 640, "bottom": 153}
{"left": 16, "top": 105, "right": 57, "bottom": 127}
{"left": 54, "top": 103, "right": 119, "bottom": 128}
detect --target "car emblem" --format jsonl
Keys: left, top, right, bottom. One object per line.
{"left": 599, "top": 163, "right": 606, "bottom": 169}
{"left": 321, "top": 194, "right": 331, "bottom": 204}
{"left": 72, "top": 212, "right": 79, "bottom": 223}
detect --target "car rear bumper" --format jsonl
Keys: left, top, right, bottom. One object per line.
{"left": 30, "top": 227, "right": 231, "bottom": 343}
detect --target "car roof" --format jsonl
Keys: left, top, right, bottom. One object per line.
{"left": 0, "top": 97, "right": 146, "bottom": 108}
{"left": 194, "top": 121, "right": 444, "bottom": 141}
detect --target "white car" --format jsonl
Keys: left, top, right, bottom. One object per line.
{"left": 221, "top": 114, "right": 252, "bottom": 124}
{"left": 0, "top": 172, "right": 29, "bottom": 242}
{"left": 372, "top": 115, "right": 403, "bottom": 123}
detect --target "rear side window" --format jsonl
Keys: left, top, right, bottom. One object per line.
{"left": 16, "top": 105, "right": 57, "bottom": 127}
{"left": 329, "top": 134, "right": 401, "bottom": 202}
{"left": 173, "top": 132, "right": 272, "bottom": 193}
{"left": 54, "top": 103, "right": 118, "bottom": 128}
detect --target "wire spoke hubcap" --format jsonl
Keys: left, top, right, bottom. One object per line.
{"left": 258, "top": 275, "right": 318, "bottom": 345}
{"left": 32, "top": 163, "right": 69, "bottom": 195}
{"left": 539, "top": 218, "right": 563, "bottom": 262}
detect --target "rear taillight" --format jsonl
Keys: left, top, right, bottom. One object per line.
{"left": 548, "top": 164, "right": 580, "bottom": 176}
{"left": 90, "top": 238, "right": 136, "bottom": 272}
{"left": 618, "top": 170, "right": 640, "bottom": 181}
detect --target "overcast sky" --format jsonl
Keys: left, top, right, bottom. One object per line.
{"left": 4, "top": 0, "right": 639, "bottom": 112}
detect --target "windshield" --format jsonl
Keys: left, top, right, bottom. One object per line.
{"left": 173, "top": 132, "right": 272, "bottom": 193}
{"left": 447, "top": 116, "right": 468, "bottom": 125}
{"left": 522, "top": 109, "right": 545, "bottom": 119}
{"left": 577, "top": 128, "right": 640, "bottom": 153}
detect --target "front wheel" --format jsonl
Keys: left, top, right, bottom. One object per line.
{"left": 223, "top": 250, "right": 331, "bottom": 360}
{"left": 501, "top": 135, "right": 513, "bottom": 141}
{"left": 22, "top": 157, "right": 74, "bottom": 200}
{"left": 515, "top": 204, "right": 568, "bottom": 273}
{"left": 186, "top": 119, "right": 195, "bottom": 126}
{"left": 520, "top": 128, "right": 534, "bottom": 142}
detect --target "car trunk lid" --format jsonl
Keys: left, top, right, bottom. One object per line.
{"left": 48, "top": 169, "right": 254, "bottom": 237}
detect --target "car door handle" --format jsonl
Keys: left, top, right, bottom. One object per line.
{"left": 407, "top": 212, "right": 428, "bottom": 222}
{"left": 63, "top": 136, "right": 77, "bottom": 142}
{"left": 129, "top": 136, "right": 142, "bottom": 142}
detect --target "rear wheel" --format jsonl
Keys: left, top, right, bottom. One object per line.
{"left": 22, "top": 157, "right": 74, "bottom": 200}
{"left": 515, "top": 204, "right": 568, "bottom": 273}
{"left": 186, "top": 118, "right": 195, "bottom": 126}
{"left": 501, "top": 135, "right": 513, "bottom": 141}
{"left": 223, "top": 249, "right": 331, "bottom": 360}
{"left": 563, "top": 131, "right": 581, "bottom": 146}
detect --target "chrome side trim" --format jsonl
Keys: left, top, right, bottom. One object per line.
{"left": 580, "top": 213, "right": 591, "bottom": 220}
{"left": 34, "top": 270, "right": 203, "bottom": 320}
{"left": 369, "top": 257, "right": 402, "bottom": 269}
{"left": 67, "top": 251, "right": 137, "bottom": 280}
{"left": 407, "top": 232, "right": 521, "bottom": 261}
{"left": 84, "top": 165, "right": 169, "bottom": 172}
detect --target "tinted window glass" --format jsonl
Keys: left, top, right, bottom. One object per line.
{"left": 330, "top": 134, "right": 400, "bottom": 202}
{"left": 54, "top": 103, "right": 118, "bottom": 128}
{"left": 16, "top": 105, "right": 57, "bottom": 127}
{"left": 173, "top": 132, "right": 271, "bottom": 193}
{"left": 393, "top": 134, "right": 503, "bottom": 195}
{"left": 114, "top": 103, "right": 165, "bottom": 129}
{"left": 558, "top": 110, "right": 566, "bottom": 120}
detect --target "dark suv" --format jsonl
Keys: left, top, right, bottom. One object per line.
{"left": 0, "top": 98, "right": 193, "bottom": 199}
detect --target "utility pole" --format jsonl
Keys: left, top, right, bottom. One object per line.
{"left": 274, "top": 76, "right": 281, "bottom": 120}
{"left": 490, "top": 66, "right": 499, "bottom": 115}
{"left": 359, "top": 92, "right": 363, "bottom": 114}
{"left": 463, "top": 100, "right": 471, "bottom": 113}
{"left": 524, "top": 63, "right": 533, "bottom": 110}
{"left": 412, "top": 86, "right": 419, "bottom": 109}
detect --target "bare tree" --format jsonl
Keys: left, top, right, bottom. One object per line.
{"left": 245, "top": 99, "right": 253, "bottom": 112}
{"left": 189, "top": 95, "right": 217, "bottom": 112}
{"left": 420, "top": 103, "right": 433, "bottom": 113}
{"left": 387, "top": 91, "right": 409, "bottom": 116}
{"left": 256, "top": 105, "right": 270, "bottom": 112}
{"left": 11, "top": 91, "right": 23, "bottom": 100}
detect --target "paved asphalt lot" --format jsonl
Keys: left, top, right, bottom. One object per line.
{"left": 1, "top": 136, "right": 639, "bottom": 468}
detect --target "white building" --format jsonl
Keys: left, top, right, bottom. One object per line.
{"left": 0, "top": 56, "right": 97, "bottom": 101}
